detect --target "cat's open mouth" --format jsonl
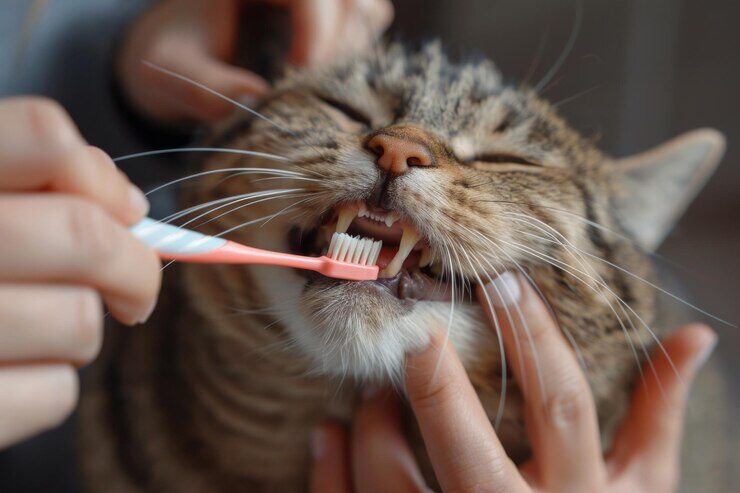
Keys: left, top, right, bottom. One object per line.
{"left": 289, "top": 202, "right": 469, "bottom": 302}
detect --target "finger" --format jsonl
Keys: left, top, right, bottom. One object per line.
{"left": 405, "top": 331, "right": 528, "bottom": 493}
{"left": 352, "top": 388, "right": 429, "bottom": 493}
{"left": 0, "top": 97, "right": 82, "bottom": 151}
{"left": 289, "top": 0, "right": 343, "bottom": 65}
{"left": 309, "top": 423, "right": 352, "bottom": 493}
{"left": 0, "top": 285, "right": 103, "bottom": 364}
{"left": 0, "top": 144, "right": 149, "bottom": 225}
{"left": 608, "top": 324, "right": 716, "bottom": 488}
{"left": 477, "top": 274, "right": 606, "bottom": 491}
{"left": 0, "top": 196, "right": 161, "bottom": 325}
{"left": 0, "top": 364, "right": 78, "bottom": 449}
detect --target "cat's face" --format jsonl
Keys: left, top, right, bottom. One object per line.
{"left": 194, "top": 43, "right": 723, "bottom": 401}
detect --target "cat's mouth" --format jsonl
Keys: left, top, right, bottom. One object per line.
{"left": 289, "top": 202, "right": 469, "bottom": 302}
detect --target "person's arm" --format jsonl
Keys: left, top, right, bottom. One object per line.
{"left": 310, "top": 273, "right": 716, "bottom": 492}
{"left": 0, "top": 97, "right": 161, "bottom": 449}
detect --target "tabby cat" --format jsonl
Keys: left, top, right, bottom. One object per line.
{"left": 80, "top": 44, "right": 730, "bottom": 492}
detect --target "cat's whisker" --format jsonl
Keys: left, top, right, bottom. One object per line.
{"left": 460, "top": 248, "right": 509, "bottom": 428}
{"left": 156, "top": 190, "right": 305, "bottom": 233}
{"left": 553, "top": 84, "right": 601, "bottom": 108}
{"left": 521, "top": 21, "right": 551, "bottom": 86}
{"left": 142, "top": 61, "right": 297, "bottom": 137}
{"left": 247, "top": 176, "right": 321, "bottom": 184}
{"left": 166, "top": 189, "right": 307, "bottom": 229}
{"left": 476, "top": 199, "right": 633, "bottom": 246}
{"left": 457, "top": 226, "right": 545, "bottom": 404}
{"left": 481, "top": 238, "right": 590, "bottom": 373}
{"left": 575, "top": 244, "right": 733, "bottom": 327}
{"left": 510, "top": 238, "right": 667, "bottom": 398}
{"left": 500, "top": 214, "right": 646, "bottom": 352}
{"left": 256, "top": 193, "right": 325, "bottom": 228}
{"left": 501, "top": 212, "right": 684, "bottom": 387}
{"left": 139, "top": 62, "right": 335, "bottom": 160}
{"left": 506, "top": 217, "right": 644, "bottom": 385}
{"left": 188, "top": 191, "right": 310, "bottom": 229}
{"left": 430, "top": 242, "right": 458, "bottom": 384}
{"left": 534, "top": 0, "right": 583, "bottom": 93}
{"left": 500, "top": 229, "right": 660, "bottom": 392}
{"left": 114, "top": 147, "right": 293, "bottom": 166}
{"left": 213, "top": 195, "right": 319, "bottom": 239}
{"left": 492, "top": 205, "right": 730, "bottom": 326}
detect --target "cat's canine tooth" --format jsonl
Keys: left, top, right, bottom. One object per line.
{"left": 336, "top": 205, "right": 359, "bottom": 234}
{"left": 419, "top": 246, "right": 433, "bottom": 268}
{"left": 380, "top": 225, "right": 422, "bottom": 278}
{"left": 358, "top": 202, "right": 368, "bottom": 219}
{"left": 384, "top": 211, "right": 398, "bottom": 228}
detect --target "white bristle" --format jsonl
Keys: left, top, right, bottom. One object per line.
{"left": 327, "top": 232, "right": 382, "bottom": 266}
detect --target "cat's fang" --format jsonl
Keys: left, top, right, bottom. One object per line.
{"left": 336, "top": 205, "right": 359, "bottom": 234}
{"left": 380, "top": 225, "right": 422, "bottom": 278}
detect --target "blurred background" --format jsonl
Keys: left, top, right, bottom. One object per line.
{"left": 0, "top": 0, "right": 737, "bottom": 491}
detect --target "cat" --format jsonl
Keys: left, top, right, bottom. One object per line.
{"left": 80, "top": 43, "right": 730, "bottom": 492}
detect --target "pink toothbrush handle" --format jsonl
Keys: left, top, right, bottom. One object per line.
{"left": 162, "top": 241, "right": 379, "bottom": 281}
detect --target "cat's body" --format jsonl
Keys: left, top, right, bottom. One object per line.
{"left": 80, "top": 45, "right": 730, "bottom": 492}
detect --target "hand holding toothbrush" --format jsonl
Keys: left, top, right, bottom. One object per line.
{"left": 0, "top": 97, "right": 162, "bottom": 450}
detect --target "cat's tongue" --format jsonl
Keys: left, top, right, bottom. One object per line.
{"left": 376, "top": 246, "right": 420, "bottom": 270}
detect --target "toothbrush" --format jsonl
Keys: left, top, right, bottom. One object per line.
{"left": 130, "top": 218, "right": 381, "bottom": 281}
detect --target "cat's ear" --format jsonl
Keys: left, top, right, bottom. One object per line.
{"left": 607, "top": 129, "right": 725, "bottom": 251}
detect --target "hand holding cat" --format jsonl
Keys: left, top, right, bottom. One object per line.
{"left": 119, "top": 0, "right": 394, "bottom": 124}
{"left": 310, "top": 273, "right": 717, "bottom": 493}
{"left": 0, "top": 98, "right": 161, "bottom": 449}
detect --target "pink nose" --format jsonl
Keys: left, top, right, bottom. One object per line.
{"left": 367, "top": 133, "right": 433, "bottom": 175}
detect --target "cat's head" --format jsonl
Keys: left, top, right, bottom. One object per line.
{"left": 194, "top": 43, "right": 724, "bottom": 391}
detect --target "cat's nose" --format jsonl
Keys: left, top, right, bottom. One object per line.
{"left": 367, "top": 133, "right": 433, "bottom": 175}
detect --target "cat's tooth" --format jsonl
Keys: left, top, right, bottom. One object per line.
{"left": 419, "top": 246, "right": 433, "bottom": 268}
{"left": 358, "top": 203, "right": 368, "bottom": 219}
{"left": 380, "top": 225, "right": 422, "bottom": 278}
{"left": 336, "top": 205, "right": 359, "bottom": 234}
{"left": 384, "top": 212, "right": 398, "bottom": 228}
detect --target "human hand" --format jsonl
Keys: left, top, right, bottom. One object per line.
{"left": 0, "top": 97, "right": 161, "bottom": 449}
{"left": 310, "top": 273, "right": 717, "bottom": 492}
{"left": 118, "top": 0, "right": 394, "bottom": 124}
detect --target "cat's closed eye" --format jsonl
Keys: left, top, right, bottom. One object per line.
{"left": 462, "top": 153, "right": 539, "bottom": 166}
{"left": 316, "top": 95, "right": 373, "bottom": 128}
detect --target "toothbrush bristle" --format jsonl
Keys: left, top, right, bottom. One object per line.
{"left": 327, "top": 233, "right": 382, "bottom": 266}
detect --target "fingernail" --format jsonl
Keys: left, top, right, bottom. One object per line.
{"left": 109, "top": 297, "right": 156, "bottom": 326}
{"left": 362, "top": 385, "right": 380, "bottom": 401}
{"left": 128, "top": 185, "right": 150, "bottom": 219}
{"left": 138, "top": 298, "right": 157, "bottom": 324}
{"left": 482, "top": 272, "right": 521, "bottom": 308}
{"left": 310, "top": 428, "right": 327, "bottom": 460}
{"left": 690, "top": 331, "right": 718, "bottom": 372}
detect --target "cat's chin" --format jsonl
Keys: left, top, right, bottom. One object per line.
{"left": 283, "top": 276, "right": 484, "bottom": 384}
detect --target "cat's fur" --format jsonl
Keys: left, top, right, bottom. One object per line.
{"left": 80, "top": 44, "right": 728, "bottom": 492}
